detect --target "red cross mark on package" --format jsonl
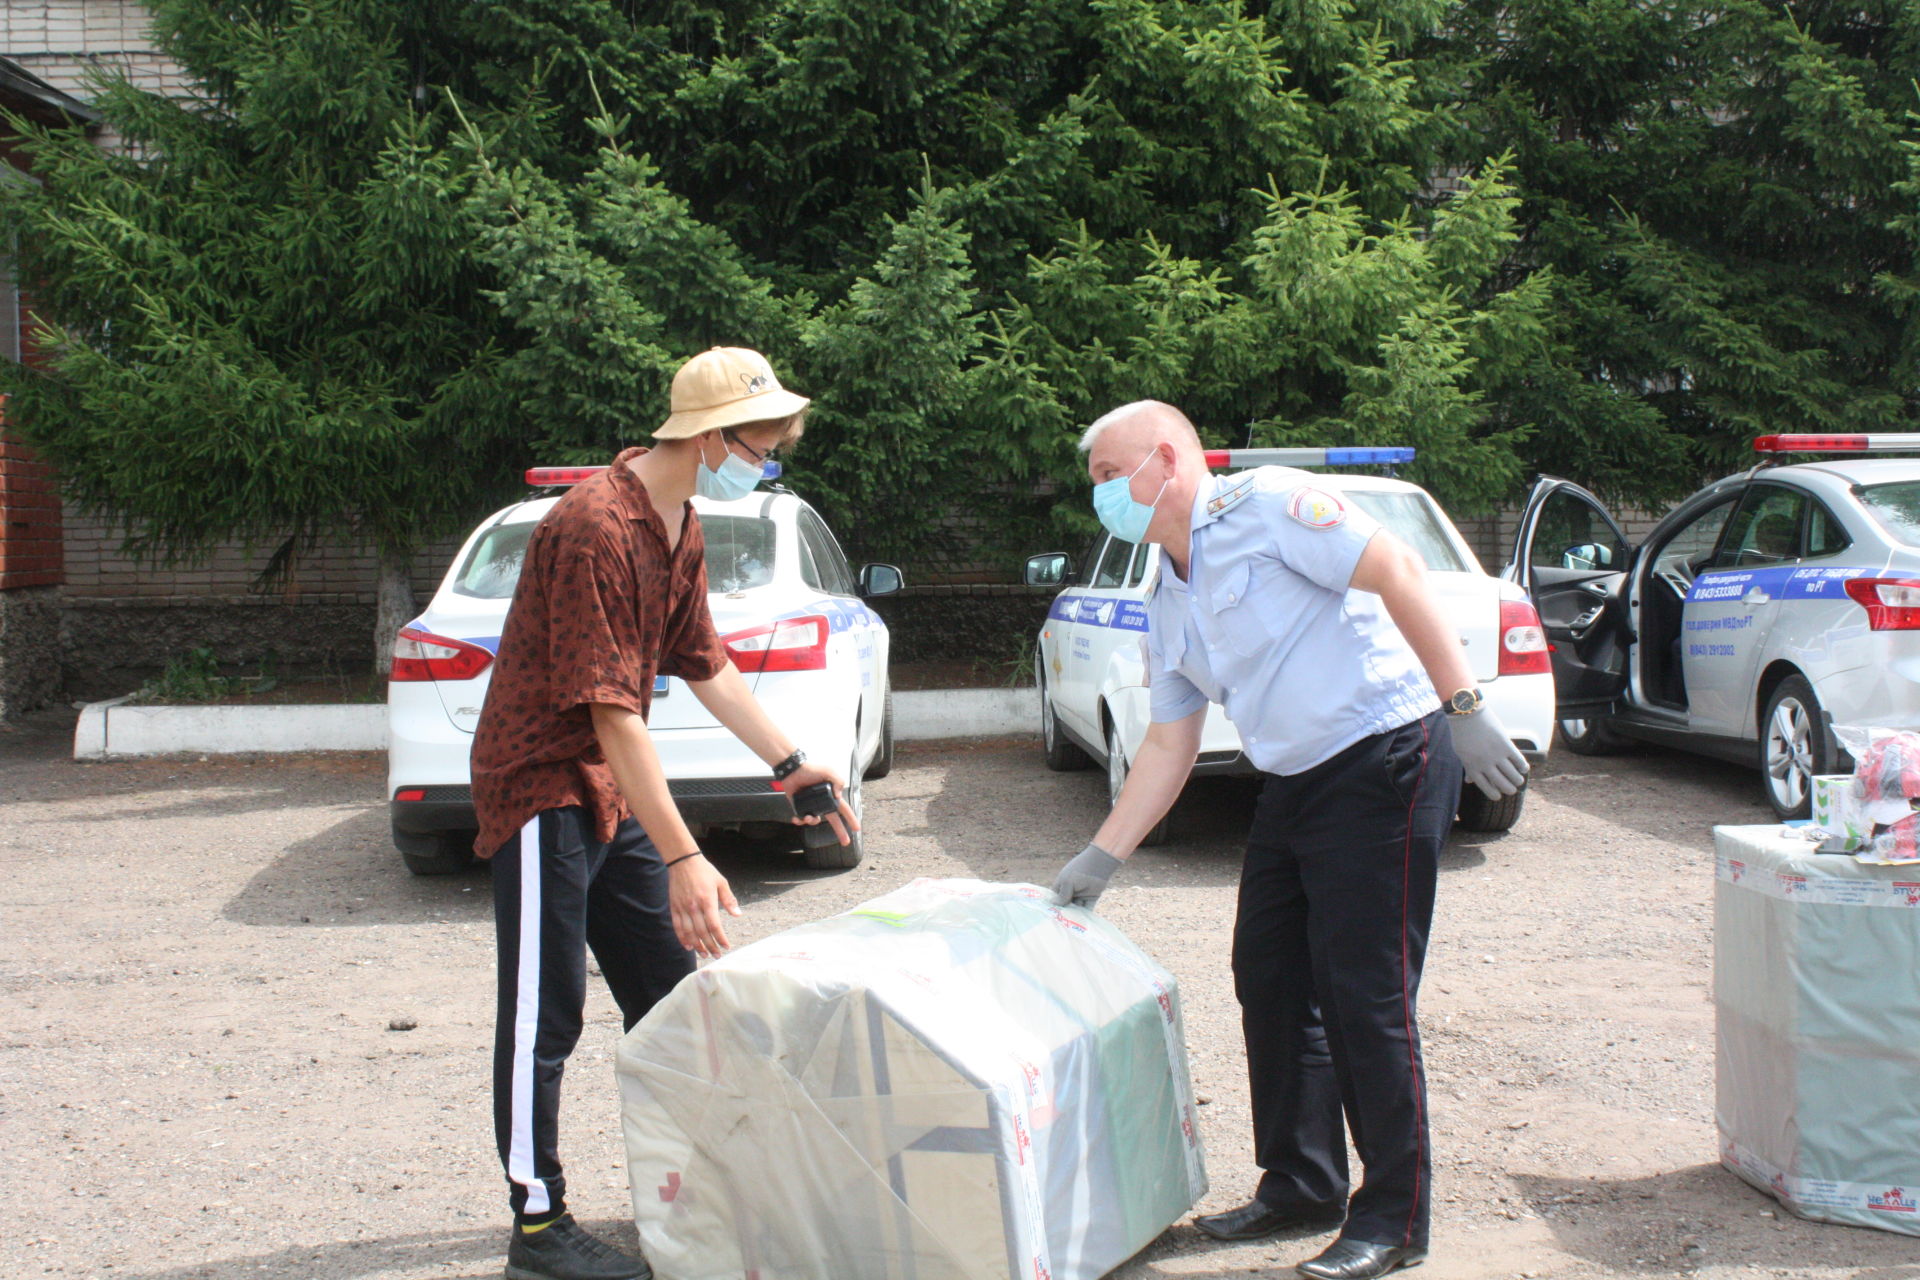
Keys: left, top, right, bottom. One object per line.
{"left": 659, "top": 1171, "right": 682, "bottom": 1203}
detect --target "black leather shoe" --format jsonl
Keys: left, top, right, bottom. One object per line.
{"left": 1193, "top": 1198, "right": 1345, "bottom": 1241}
{"left": 1296, "top": 1237, "right": 1427, "bottom": 1279}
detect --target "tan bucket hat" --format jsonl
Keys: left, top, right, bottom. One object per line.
{"left": 654, "top": 346, "right": 811, "bottom": 440}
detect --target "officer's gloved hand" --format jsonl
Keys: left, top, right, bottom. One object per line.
{"left": 1051, "top": 843, "right": 1123, "bottom": 909}
{"left": 1448, "top": 706, "right": 1529, "bottom": 800}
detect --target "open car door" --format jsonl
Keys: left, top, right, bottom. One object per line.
{"left": 1508, "top": 477, "right": 1633, "bottom": 716}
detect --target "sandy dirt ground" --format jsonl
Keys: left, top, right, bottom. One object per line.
{"left": 5, "top": 709, "right": 1919, "bottom": 1280}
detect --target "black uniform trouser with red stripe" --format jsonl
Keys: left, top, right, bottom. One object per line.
{"left": 1233, "top": 710, "right": 1462, "bottom": 1250}
{"left": 492, "top": 807, "right": 695, "bottom": 1220}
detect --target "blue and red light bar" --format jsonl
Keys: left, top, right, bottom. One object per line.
{"left": 526, "top": 461, "right": 783, "bottom": 486}
{"left": 1753, "top": 434, "right": 1920, "bottom": 454}
{"left": 1202, "top": 447, "right": 1415, "bottom": 469}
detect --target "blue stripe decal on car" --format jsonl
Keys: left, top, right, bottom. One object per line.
{"left": 1048, "top": 593, "right": 1150, "bottom": 632}
{"left": 1687, "top": 565, "right": 1876, "bottom": 603}
{"left": 771, "top": 599, "right": 886, "bottom": 633}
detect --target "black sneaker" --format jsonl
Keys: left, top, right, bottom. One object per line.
{"left": 504, "top": 1214, "right": 652, "bottom": 1280}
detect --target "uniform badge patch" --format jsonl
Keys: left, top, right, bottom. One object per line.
{"left": 1287, "top": 487, "right": 1346, "bottom": 530}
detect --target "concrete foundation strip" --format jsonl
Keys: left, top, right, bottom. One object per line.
{"left": 73, "top": 688, "right": 1041, "bottom": 759}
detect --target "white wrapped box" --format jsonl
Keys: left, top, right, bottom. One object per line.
{"left": 1714, "top": 825, "right": 1920, "bottom": 1233}
{"left": 617, "top": 878, "right": 1208, "bottom": 1280}
{"left": 1809, "top": 775, "right": 1870, "bottom": 851}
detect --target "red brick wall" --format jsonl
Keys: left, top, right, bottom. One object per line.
{"left": 0, "top": 421, "right": 63, "bottom": 590}
{"left": 0, "top": 260, "right": 66, "bottom": 590}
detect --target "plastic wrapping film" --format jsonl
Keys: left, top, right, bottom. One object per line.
{"left": 1713, "top": 825, "right": 1920, "bottom": 1233}
{"left": 616, "top": 878, "right": 1208, "bottom": 1280}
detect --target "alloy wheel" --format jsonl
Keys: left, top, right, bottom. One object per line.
{"left": 1764, "top": 695, "right": 1813, "bottom": 814}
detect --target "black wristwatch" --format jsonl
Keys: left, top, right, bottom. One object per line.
{"left": 771, "top": 749, "right": 806, "bottom": 781}
{"left": 1444, "top": 687, "right": 1485, "bottom": 717}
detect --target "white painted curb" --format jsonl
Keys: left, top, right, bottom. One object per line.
{"left": 893, "top": 688, "right": 1038, "bottom": 741}
{"left": 74, "top": 699, "right": 388, "bottom": 760}
{"left": 71, "top": 688, "right": 1036, "bottom": 759}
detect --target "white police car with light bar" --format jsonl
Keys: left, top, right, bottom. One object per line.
{"left": 386, "top": 463, "right": 901, "bottom": 873}
{"left": 1025, "top": 446, "right": 1557, "bottom": 839}
{"left": 1515, "top": 433, "right": 1920, "bottom": 817}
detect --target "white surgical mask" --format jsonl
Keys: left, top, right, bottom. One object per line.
{"left": 697, "top": 432, "right": 765, "bottom": 501}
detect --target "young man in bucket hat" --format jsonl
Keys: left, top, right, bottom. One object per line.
{"left": 471, "top": 347, "right": 858, "bottom": 1280}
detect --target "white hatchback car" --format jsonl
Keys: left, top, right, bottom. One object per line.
{"left": 386, "top": 468, "right": 900, "bottom": 875}
{"left": 1024, "top": 447, "right": 1556, "bottom": 840}
{"left": 1513, "top": 433, "right": 1920, "bottom": 817}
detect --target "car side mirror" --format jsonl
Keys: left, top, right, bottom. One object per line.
{"left": 1563, "top": 542, "right": 1614, "bottom": 571}
{"left": 1024, "top": 552, "right": 1073, "bottom": 587}
{"left": 857, "top": 563, "right": 904, "bottom": 598}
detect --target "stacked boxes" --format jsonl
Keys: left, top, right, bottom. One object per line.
{"left": 1714, "top": 824, "right": 1920, "bottom": 1235}
{"left": 617, "top": 878, "right": 1207, "bottom": 1280}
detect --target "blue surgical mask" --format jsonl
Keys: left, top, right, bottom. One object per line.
{"left": 696, "top": 434, "right": 765, "bottom": 501}
{"left": 1092, "top": 451, "right": 1169, "bottom": 543}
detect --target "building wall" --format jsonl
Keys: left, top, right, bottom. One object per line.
{"left": 0, "top": 1, "right": 188, "bottom": 125}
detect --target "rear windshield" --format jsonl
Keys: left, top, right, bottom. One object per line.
{"left": 1342, "top": 491, "right": 1468, "bottom": 572}
{"left": 1859, "top": 481, "right": 1920, "bottom": 547}
{"left": 451, "top": 513, "right": 778, "bottom": 599}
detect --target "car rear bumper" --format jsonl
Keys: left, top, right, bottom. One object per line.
{"left": 388, "top": 776, "right": 800, "bottom": 840}
{"left": 1482, "top": 670, "right": 1555, "bottom": 759}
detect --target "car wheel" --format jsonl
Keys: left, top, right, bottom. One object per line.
{"left": 1760, "top": 674, "right": 1834, "bottom": 820}
{"left": 401, "top": 832, "right": 476, "bottom": 876}
{"left": 1456, "top": 779, "right": 1527, "bottom": 833}
{"left": 1039, "top": 658, "right": 1091, "bottom": 772}
{"left": 804, "top": 752, "right": 865, "bottom": 869}
{"left": 1558, "top": 717, "right": 1627, "bottom": 755}
{"left": 1105, "top": 716, "right": 1170, "bottom": 847}
{"left": 865, "top": 688, "right": 895, "bottom": 780}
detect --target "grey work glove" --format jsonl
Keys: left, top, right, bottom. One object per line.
{"left": 1448, "top": 704, "right": 1529, "bottom": 800}
{"left": 1051, "top": 843, "right": 1124, "bottom": 910}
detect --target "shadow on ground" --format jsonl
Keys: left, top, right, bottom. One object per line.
{"left": 220, "top": 801, "right": 861, "bottom": 929}
{"left": 1528, "top": 742, "right": 1770, "bottom": 852}
{"left": 1510, "top": 1164, "right": 1920, "bottom": 1276}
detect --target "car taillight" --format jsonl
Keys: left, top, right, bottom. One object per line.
{"left": 1844, "top": 578, "right": 1920, "bottom": 630}
{"left": 390, "top": 628, "right": 495, "bottom": 682}
{"left": 1498, "top": 599, "right": 1552, "bottom": 675}
{"left": 724, "top": 615, "right": 829, "bottom": 672}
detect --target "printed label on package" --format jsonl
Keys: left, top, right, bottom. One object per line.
{"left": 1715, "top": 853, "right": 1920, "bottom": 908}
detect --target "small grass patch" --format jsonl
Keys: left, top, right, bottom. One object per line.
{"left": 131, "top": 648, "right": 384, "bottom": 705}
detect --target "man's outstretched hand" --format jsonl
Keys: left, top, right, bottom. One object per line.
{"left": 1051, "top": 843, "right": 1123, "bottom": 909}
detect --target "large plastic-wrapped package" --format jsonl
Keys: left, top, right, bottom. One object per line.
{"left": 1714, "top": 824, "right": 1920, "bottom": 1233}
{"left": 616, "top": 878, "right": 1207, "bottom": 1280}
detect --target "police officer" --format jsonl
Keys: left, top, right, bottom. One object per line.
{"left": 1051, "top": 401, "right": 1526, "bottom": 1280}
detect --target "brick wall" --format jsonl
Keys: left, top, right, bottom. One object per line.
{"left": 61, "top": 505, "right": 468, "bottom": 605}
{"left": 0, "top": 1, "right": 188, "bottom": 153}
{"left": 0, "top": 427, "right": 61, "bottom": 589}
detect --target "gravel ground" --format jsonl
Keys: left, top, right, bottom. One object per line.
{"left": 4, "top": 708, "right": 1918, "bottom": 1280}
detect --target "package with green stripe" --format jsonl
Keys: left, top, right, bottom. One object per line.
{"left": 616, "top": 878, "right": 1207, "bottom": 1279}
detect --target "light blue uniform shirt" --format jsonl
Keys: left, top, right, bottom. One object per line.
{"left": 1147, "top": 467, "right": 1440, "bottom": 775}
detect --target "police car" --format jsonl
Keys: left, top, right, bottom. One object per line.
{"left": 1514, "top": 434, "right": 1920, "bottom": 818}
{"left": 1025, "top": 447, "right": 1557, "bottom": 838}
{"left": 386, "top": 465, "right": 901, "bottom": 874}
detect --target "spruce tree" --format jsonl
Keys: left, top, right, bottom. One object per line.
{"left": 0, "top": 0, "right": 608, "bottom": 669}
{"left": 1451, "top": 0, "right": 1920, "bottom": 499}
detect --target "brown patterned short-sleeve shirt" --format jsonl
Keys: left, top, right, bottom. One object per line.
{"left": 470, "top": 447, "right": 729, "bottom": 857}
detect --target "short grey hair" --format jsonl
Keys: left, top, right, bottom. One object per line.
{"left": 1078, "top": 399, "right": 1200, "bottom": 453}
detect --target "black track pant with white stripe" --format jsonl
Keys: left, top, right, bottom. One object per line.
{"left": 1233, "top": 710, "right": 1463, "bottom": 1251}
{"left": 491, "top": 806, "right": 694, "bottom": 1219}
